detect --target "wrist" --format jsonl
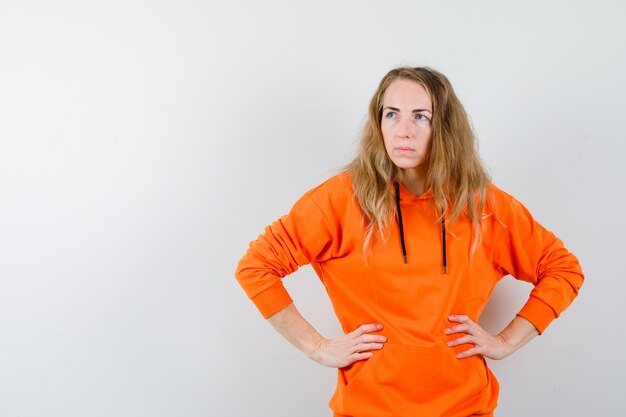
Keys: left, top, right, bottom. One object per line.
{"left": 497, "top": 316, "right": 539, "bottom": 357}
{"left": 496, "top": 332, "right": 515, "bottom": 357}
{"left": 306, "top": 336, "right": 326, "bottom": 361}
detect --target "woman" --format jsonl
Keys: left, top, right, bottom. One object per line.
{"left": 235, "top": 67, "right": 584, "bottom": 417}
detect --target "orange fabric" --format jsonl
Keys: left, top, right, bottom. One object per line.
{"left": 334, "top": 412, "right": 494, "bottom": 417}
{"left": 235, "top": 173, "right": 584, "bottom": 417}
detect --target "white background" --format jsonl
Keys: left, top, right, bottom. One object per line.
{"left": 1, "top": 1, "right": 625, "bottom": 416}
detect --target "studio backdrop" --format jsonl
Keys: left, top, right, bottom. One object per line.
{"left": 0, "top": 1, "right": 624, "bottom": 416}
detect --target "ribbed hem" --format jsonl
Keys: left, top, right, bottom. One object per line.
{"left": 251, "top": 281, "right": 293, "bottom": 318}
{"left": 516, "top": 296, "right": 557, "bottom": 334}
{"left": 333, "top": 413, "right": 493, "bottom": 417}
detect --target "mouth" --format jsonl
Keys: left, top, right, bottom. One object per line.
{"left": 395, "top": 147, "right": 415, "bottom": 153}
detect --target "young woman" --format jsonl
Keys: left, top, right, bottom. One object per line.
{"left": 235, "top": 66, "right": 584, "bottom": 417}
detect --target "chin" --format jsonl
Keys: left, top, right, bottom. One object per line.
{"left": 392, "top": 159, "right": 424, "bottom": 170}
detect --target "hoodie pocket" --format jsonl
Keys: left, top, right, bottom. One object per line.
{"left": 375, "top": 344, "right": 487, "bottom": 401}
{"left": 340, "top": 349, "right": 384, "bottom": 388}
{"left": 341, "top": 343, "right": 488, "bottom": 410}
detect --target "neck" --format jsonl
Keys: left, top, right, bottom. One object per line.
{"left": 400, "top": 167, "right": 428, "bottom": 197}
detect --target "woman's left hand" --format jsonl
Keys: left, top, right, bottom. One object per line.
{"left": 445, "top": 315, "right": 511, "bottom": 360}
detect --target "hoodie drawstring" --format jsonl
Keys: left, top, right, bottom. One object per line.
{"left": 441, "top": 212, "right": 447, "bottom": 275}
{"left": 393, "top": 182, "right": 408, "bottom": 264}
{"left": 393, "top": 181, "right": 447, "bottom": 275}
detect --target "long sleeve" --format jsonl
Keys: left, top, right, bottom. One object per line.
{"left": 235, "top": 191, "right": 338, "bottom": 318}
{"left": 491, "top": 194, "right": 584, "bottom": 334}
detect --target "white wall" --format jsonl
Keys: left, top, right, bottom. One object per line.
{"left": 0, "top": 1, "right": 624, "bottom": 416}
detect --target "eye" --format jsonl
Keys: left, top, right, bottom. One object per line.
{"left": 415, "top": 113, "right": 430, "bottom": 122}
{"left": 384, "top": 111, "right": 397, "bottom": 119}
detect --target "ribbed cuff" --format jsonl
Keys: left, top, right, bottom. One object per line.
{"left": 251, "top": 281, "right": 294, "bottom": 319}
{"left": 516, "top": 296, "right": 557, "bottom": 335}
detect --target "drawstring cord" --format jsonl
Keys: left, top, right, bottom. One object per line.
{"left": 394, "top": 182, "right": 408, "bottom": 264}
{"left": 393, "top": 181, "right": 447, "bottom": 275}
{"left": 442, "top": 213, "right": 447, "bottom": 275}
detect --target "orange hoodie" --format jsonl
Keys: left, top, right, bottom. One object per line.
{"left": 235, "top": 172, "right": 584, "bottom": 417}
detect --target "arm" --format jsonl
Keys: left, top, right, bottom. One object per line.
{"left": 492, "top": 193, "right": 584, "bottom": 334}
{"left": 235, "top": 179, "right": 387, "bottom": 367}
{"left": 267, "top": 302, "right": 387, "bottom": 368}
{"left": 447, "top": 190, "right": 583, "bottom": 360}
{"left": 235, "top": 192, "right": 337, "bottom": 319}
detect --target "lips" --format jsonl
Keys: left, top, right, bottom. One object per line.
{"left": 395, "top": 147, "right": 415, "bottom": 153}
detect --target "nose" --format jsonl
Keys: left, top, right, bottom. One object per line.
{"left": 397, "top": 116, "right": 412, "bottom": 138}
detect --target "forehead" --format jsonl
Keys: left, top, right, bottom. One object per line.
{"left": 382, "top": 78, "right": 432, "bottom": 108}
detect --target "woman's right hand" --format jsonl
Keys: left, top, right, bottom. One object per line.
{"left": 309, "top": 323, "right": 387, "bottom": 368}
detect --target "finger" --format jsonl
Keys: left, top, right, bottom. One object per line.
{"left": 357, "top": 334, "right": 388, "bottom": 344}
{"left": 348, "top": 351, "right": 373, "bottom": 363}
{"left": 351, "top": 323, "right": 384, "bottom": 337}
{"left": 354, "top": 342, "right": 385, "bottom": 352}
{"left": 448, "top": 314, "right": 472, "bottom": 324}
{"left": 445, "top": 324, "right": 474, "bottom": 336}
{"left": 447, "top": 335, "right": 474, "bottom": 347}
{"left": 456, "top": 346, "right": 483, "bottom": 359}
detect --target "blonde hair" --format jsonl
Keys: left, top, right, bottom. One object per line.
{"left": 345, "top": 66, "right": 491, "bottom": 255}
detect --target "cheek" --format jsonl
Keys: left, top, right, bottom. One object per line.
{"left": 420, "top": 128, "right": 433, "bottom": 144}
{"left": 381, "top": 126, "right": 393, "bottom": 148}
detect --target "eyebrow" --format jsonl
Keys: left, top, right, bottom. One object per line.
{"left": 383, "top": 106, "right": 432, "bottom": 114}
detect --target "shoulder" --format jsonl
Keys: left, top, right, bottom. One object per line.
{"left": 482, "top": 183, "right": 518, "bottom": 222}
{"left": 303, "top": 171, "right": 354, "bottom": 202}
{"left": 485, "top": 183, "right": 538, "bottom": 225}
{"left": 297, "top": 171, "right": 356, "bottom": 216}
{"left": 486, "top": 183, "right": 515, "bottom": 205}
{"left": 305, "top": 171, "right": 352, "bottom": 195}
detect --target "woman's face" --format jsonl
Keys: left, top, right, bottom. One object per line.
{"left": 380, "top": 78, "right": 433, "bottom": 173}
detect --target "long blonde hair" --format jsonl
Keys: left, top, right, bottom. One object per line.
{"left": 345, "top": 66, "right": 491, "bottom": 255}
